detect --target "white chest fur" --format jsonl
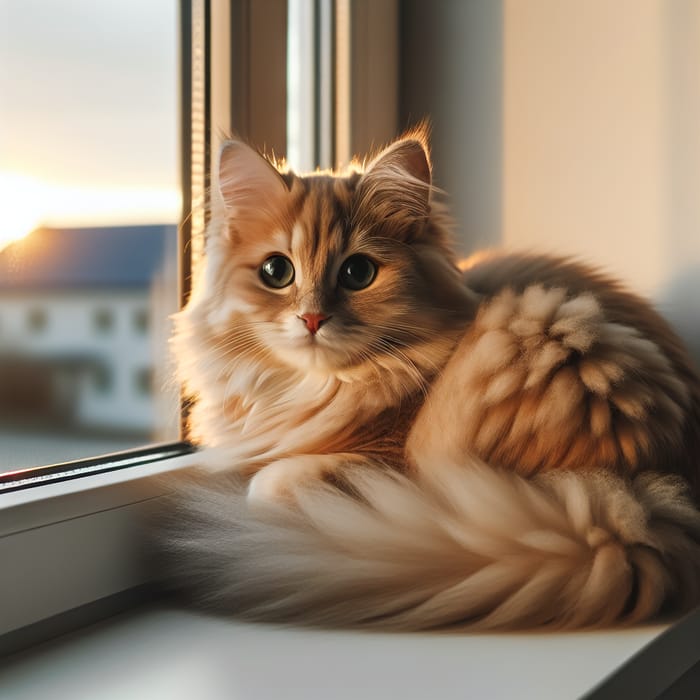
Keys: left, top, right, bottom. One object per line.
{"left": 193, "top": 359, "right": 384, "bottom": 472}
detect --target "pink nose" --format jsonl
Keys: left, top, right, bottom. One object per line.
{"left": 299, "top": 313, "right": 330, "bottom": 335}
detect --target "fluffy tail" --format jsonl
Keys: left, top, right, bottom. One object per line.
{"left": 154, "top": 462, "right": 700, "bottom": 630}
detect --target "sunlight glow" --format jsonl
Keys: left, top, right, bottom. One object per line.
{"left": 0, "top": 170, "right": 181, "bottom": 251}
{"left": 0, "top": 172, "right": 42, "bottom": 250}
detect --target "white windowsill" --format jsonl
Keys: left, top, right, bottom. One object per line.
{"left": 0, "top": 605, "right": 681, "bottom": 699}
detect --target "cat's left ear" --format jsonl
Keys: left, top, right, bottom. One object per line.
{"left": 356, "top": 137, "right": 432, "bottom": 227}
{"left": 217, "top": 139, "right": 290, "bottom": 226}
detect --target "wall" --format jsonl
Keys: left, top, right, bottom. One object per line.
{"left": 400, "top": 0, "right": 700, "bottom": 358}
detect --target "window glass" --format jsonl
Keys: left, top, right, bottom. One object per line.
{"left": 0, "top": 0, "right": 180, "bottom": 472}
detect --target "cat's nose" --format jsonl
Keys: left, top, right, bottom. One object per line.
{"left": 298, "top": 313, "right": 331, "bottom": 335}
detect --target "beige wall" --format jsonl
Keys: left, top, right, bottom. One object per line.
{"left": 401, "top": 0, "right": 700, "bottom": 356}
{"left": 502, "top": 0, "right": 699, "bottom": 296}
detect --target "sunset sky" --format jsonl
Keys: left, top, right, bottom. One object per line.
{"left": 0, "top": 0, "right": 179, "bottom": 247}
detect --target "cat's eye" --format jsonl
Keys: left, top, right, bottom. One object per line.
{"left": 260, "top": 255, "right": 295, "bottom": 288}
{"left": 338, "top": 255, "right": 377, "bottom": 291}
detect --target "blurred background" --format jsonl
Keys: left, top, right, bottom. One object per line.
{"left": 1, "top": 0, "right": 699, "bottom": 472}
{"left": 0, "top": 0, "right": 180, "bottom": 470}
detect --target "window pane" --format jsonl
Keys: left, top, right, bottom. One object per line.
{"left": 0, "top": 0, "right": 180, "bottom": 472}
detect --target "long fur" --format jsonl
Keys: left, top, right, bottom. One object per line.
{"left": 158, "top": 461, "right": 700, "bottom": 630}
{"left": 156, "top": 133, "right": 700, "bottom": 631}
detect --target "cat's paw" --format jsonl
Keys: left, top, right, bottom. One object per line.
{"left": 247, "top": 465, "right": 296, "bottom": 506}
{"left": 246, "top": 455, "right": 335, "bottom": 507}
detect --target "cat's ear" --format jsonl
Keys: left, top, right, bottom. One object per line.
{"left": 365, "top": 138, "right": 432, "bottom": 188}
{"left": 217, "top": 140, "right": 289, "bottom": 224}
{"left": 356, "top": 137, "right": 432, "bottom": 230}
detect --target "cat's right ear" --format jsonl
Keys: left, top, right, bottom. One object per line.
{"left": 217, "top": 140, "right": 289, "bottom": 227}
{"left": 355, "top": 137, "right": 432, "bottom": 238}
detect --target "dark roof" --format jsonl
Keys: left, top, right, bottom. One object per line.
{"left": 0, "top": 225, "right": 175, "bottom": 290}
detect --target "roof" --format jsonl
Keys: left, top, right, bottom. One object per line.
{"left": 0, "top": 225, "right": 176, "bottom": 290}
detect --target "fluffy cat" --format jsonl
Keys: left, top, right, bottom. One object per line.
{"left": 158, "top": 132, "right": 700, "bottom": 630}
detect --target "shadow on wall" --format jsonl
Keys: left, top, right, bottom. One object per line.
{"left": 663, "top": 1, "right": 700, "bottom": 369}
{"left": 657, "top": 266, "right": 700, "bottom": 368}
{"left": 399, "top": 0, "right": 504, "bottom": 255}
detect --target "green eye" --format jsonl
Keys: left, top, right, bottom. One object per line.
{"left": 260, "top": 255, "right": 295, "bottom": 288}
{"left": 338, "top": 254, "right": 377, "bottom": 291}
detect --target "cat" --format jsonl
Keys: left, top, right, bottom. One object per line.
{"left": 158, "top": 131, "right": 700, "bottom": 630}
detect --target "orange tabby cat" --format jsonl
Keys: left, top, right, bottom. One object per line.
{"left": 161, "top": 132, "right": 700, "bottom": 630}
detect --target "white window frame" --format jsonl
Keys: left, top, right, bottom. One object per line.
{"left": 0, "top": 0, "right": 398, "bottom": 656}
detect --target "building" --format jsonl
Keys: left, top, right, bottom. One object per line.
{"left": 0, "top": 225, "right": 178, "bottom": 436}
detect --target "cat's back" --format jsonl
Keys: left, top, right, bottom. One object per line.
{"left": 461, "top": 251, "right": 695, "bottom": 371}
{"left": 464, "top": 251, "right": 653, "bottom": 311}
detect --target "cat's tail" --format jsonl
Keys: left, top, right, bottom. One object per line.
{"left": 154, "top": 461, "right": 700, "bottom": 630}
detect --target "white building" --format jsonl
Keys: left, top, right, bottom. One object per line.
{"left": 0, "top": 225, "right": 177, "bottom": 436}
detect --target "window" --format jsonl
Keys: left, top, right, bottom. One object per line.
{"left": 0, "top": 0, "right": 195, "bottom": 649}
{"left": 0, "top": 0, "right": 181, "bottom": 473}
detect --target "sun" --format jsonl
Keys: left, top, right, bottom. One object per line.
{"left": 0, "top": 171, "right": 43, "bottom": 250}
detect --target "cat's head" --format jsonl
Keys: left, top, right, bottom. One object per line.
{"left": 190, "top": 134, "right": 474, "bottom": 377}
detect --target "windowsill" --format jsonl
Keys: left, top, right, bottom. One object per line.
{"left": 0, "top": 450, "right": 199, "bottom": 644}
{"left": 2, "top": 604, "right": 699, "bottom": 699}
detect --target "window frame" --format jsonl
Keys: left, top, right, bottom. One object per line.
{"left": 0, "top": 0, "right": 203, "bottom": 653}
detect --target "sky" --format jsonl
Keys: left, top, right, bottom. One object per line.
{"left": 0, "top": 0, "right": 179, "bottom": 246}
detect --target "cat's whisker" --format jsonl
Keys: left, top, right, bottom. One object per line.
{"left": 368, "top": 324, "right": 445, "bottom": 370}
{"left": 368, "top": 337, "right": 432, "bottom": 398}
{"left": 205, "top": 327, "right": 275, "bottom": 360}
